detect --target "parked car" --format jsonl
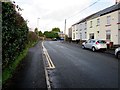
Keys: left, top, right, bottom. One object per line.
{"left": 82, "top": 39, "right": 107, "bottom": 52}
{"left": 52, "top": 38, "right": 57, "bottom": 41}
{"left": 115, "top": 47, "right": 120, "bottom": 59}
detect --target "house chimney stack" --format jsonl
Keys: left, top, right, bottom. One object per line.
{"left": 116, "top": 0, "right": 120, "bottom": 4}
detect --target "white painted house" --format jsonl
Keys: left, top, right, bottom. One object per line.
{"left": 70, "top": 2, "right": 120, "bottom": 45}
{"left": 71, "top": 14, "right": 95, "bottom": 41}
{"left": 78, "top": 20, "right": 87, "bottom": 41}
{"left": 87, "top": 3, "right": 120, "bottom": 45}
{"left": 72, "top": 23, "right": 80, "bottom": 41}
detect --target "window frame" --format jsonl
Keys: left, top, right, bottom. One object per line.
{"left": 97, "top": 18, "right": 100, "bottom": 26}
{"left": 107, "top": 16, "right": 111, "bottom": 25}
{"left": 90, "top": 21, "right": 93, "bottom": 28}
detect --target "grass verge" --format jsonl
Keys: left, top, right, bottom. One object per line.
{"left": 2, "top": 41, "right": 38, "bottom": 85}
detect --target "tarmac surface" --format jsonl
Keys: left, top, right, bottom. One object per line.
{"left": 44, "top": 41, "right": 118, "bottom": 88}
{"left": 3, "top": 41, "right": 47, "bottom": 89}
{"left": 2, "top": 41, "right": 118, "bottom": 90}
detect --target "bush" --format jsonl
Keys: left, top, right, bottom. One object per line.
{"left": 2, "top": 2, "right": 28, "bottom": 68}
{"left": 28, "top": 31, "right": 38, "bottom": 43}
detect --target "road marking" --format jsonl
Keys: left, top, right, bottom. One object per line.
{"left": 44, "top": 65, "right": 51, "bottom": 90}
{"left": 42, "top": 41, "right": 55, "bottom": 69}
{"left": 42, "top": 41, "right": 56, "bottom": 89}
{"left": 42, "top": 41, "right": 51, "bottom": 90}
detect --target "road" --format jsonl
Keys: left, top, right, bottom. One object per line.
{"left": 43, "top": 41, "right": 118, "bottom": 88}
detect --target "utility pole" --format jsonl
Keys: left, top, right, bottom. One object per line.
{"left": 64, "top": 19, "right": 66, "bottom": 41}
{"left": 64, "top": 19, "right": 66, "bottom": 34}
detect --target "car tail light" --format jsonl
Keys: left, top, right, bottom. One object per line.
{"left": 96, "top": 42, "right": 99, "bottom": 44}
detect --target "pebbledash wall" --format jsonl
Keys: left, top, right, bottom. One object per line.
{"left": 72, "top": 23, "right": 80, "bottom": 41}
{"left": 118, "top": 10, "right": 120, "bottom": 45}
{"left": 71, "top": 3, "right": 120, "bottom": 45}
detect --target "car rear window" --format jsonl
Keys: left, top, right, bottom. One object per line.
{"left": 97, "top": 40, "right": 106, "bottom": 44}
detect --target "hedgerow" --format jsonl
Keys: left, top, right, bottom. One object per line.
{"left": 2, "top": 2, "right": 28, "bottom": 68}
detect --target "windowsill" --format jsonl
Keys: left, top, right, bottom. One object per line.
{"left": 105, "top": 24, "right": 111, "bottom": 27}
{"left": 117, "top": 22, "right": 120, "bottom": 24}
{"left": 97, "top": 31, "right": 99, "bottom": 33}
{"left": 96, "top": 25, "right": 100, "bottom": 27}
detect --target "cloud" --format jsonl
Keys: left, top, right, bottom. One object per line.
{"left": 14, "top": 0, "right": 115, "bottom": 32}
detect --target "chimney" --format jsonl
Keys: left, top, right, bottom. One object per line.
{"left": 116, "top": 0, "right": 120, "bottom": 4}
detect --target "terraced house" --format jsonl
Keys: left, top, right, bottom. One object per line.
{"left": 71, "top": 1, "right": 120, "bottom": 45}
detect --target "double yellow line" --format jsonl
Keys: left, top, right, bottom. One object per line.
{"left": 42, "top": 41, "right": 55, "bottom": 69}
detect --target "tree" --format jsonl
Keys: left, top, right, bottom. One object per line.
{"left": 38, "top": 31, "right": 43, "bottom": 37}
{"left": 44, "top": 31, "right": 59, "bottom": 39}
{"left": 44, "top": 31, "right": 49, "bottom": 36}
{"left": 34, "top": 28, "right": 38, "bottom": 36}
{"left": 52, "top": 27, "right": 60, "bottom": 33}
{"left": 28, "top": 31, "right": 38, "bottom": 42}
{"left": 43, "top": 27, "right": 61, "bottom": 39}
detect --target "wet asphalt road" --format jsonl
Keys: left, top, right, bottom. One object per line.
{"left": 44, "top": 41, "right": 118, "bottom": 88}
{"left": 3, "top": 41, "right": 47, "bottom": 89}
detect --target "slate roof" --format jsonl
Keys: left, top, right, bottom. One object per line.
{"left": 91, "top": 2, "right": 120, "bottom": 19}
{"left": 72, "top": 3, "right": 120, "bottom": 26}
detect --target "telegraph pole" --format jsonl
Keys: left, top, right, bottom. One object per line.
{"left": 64, "top": 19, "right": 66, "bottom": 34}
{"left": 64, "top": 19, "right": 66, "bottom": 41}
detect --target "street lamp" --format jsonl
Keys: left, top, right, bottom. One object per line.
{"left": 37, "top": 18, "right": 40, "bottom": 30}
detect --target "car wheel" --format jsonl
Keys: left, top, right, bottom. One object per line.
{"left": 92, "top": 47, "right": 96, "bottom": 52}
{"left": 116, "top": 52, "right": 120, "bottom": 59}
{"left": 82, "top": 45, "right": 85, "bottom": 49}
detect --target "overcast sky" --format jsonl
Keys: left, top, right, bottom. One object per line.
{"left": 14, "top": 0, "right": 115, "bottom": 33}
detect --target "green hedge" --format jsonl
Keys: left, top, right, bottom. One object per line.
{"left": 2, "top": 2, "right": 40, "bottom": 85}
{"left": 2, "top": 2, "right": 28, "bottom": 68}
{"left": 28, "top": 31, "right": 38, "bottom": 43}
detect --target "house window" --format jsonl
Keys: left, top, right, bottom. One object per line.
{"left": 90, "top": 21, "right": 92, "bottom": 28}
{"left": 97, "top": 31, "right": 99, "bottom": 33}
{"left": 89, "top": 33, "right": 94, "bottom": 39}
{"left": 80, "top": 33, "right": 82, "bottom": 39}
{"left": 85, "top": 22, "right": 87, "bottom": 29}
{"left": 85, "top": 22, "right": 87, "bottom": 26}
{"left": 97, "top": 18, "right": 100, "bottom": 26}
{"left": 73, "top": 33, "right": 75, "bottom": 39}
{"left": 85, "top": 32, "right": 87, "bottom": 39}
{"left": 107, "top": 16, "right": 111, "bottom": 25}
{"left": 106, "top": 30, "right": 111, "bottom": 40}
{"left": 118, "top": 12, "right": 120, "bottom": 23}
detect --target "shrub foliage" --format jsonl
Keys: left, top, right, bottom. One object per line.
{"left": 28, "top": 31, "right": 38, "bottom": 43}
{"left": 2, "top": 2, "right": 29, "bottom": 68}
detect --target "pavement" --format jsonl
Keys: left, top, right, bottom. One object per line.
{"left": 105, "top": 49, "right": 115, "bottom": 55}
{"left": 2, "top": 41, "right": 47, "bottom": 89}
